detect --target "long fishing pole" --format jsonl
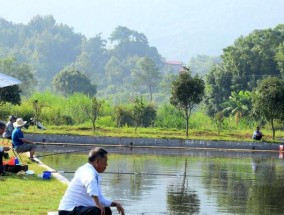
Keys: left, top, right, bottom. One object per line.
{"left": 36, "top": 148, "right": 92, "bottom": 158}
{"left": 50, "top": 170, "right": 256, "bottom": 181}
{"left": 51, "top": 170, "right": 183, "bottom": 177}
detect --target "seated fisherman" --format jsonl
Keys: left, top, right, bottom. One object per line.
{"left": 12, "top": 118, "right": 37, "bottom": 162}
{"left": 3, "top": 115, "right": 17, "bottom": 140}
{"left": 252, "top": 126, "right": 263, "bottom": 140}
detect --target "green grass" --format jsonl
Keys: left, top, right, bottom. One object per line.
{"left": 0, "top": 153, "right": 67, "bottom": 215}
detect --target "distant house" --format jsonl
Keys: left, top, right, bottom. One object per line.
{"left": 163, "top": 60, "right": 184, "bottom": 73}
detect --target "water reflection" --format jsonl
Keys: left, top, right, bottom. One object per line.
{"left": 167, "top": 159, "right": 200, "bottom": 215}
{"left": 39, "top": 146, "right": 284, "bottom": 215}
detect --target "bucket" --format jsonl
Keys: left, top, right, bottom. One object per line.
{"left": 7, "top": 157, "right": 15, "bottom": 165}
{"left": 42, "top": 171, "right": 51, "bottom": 180}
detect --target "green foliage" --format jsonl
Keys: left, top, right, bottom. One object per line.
{"left": 0, "top": 85, "right": 21, "bottom": 106}
{"left": 205, "top": 24, "right": 284, "bottom": 116}
{"left": 132, "top": 96, "right": 145, "bottom": 130}
{"left": 155, "top": 103, "right": 184, "bottom": 129}
{"left": 80, "top": 97, "right": 104, "bottom": 132}
{"left": 189, "top": 55, "right": 221, "bottom": 76}
{"left": 252, "top": 77, "right": 284, "bottom": 139}
{"left": 115, "top": 105, "right": 135, "bottom": 127}
{"left": 275, "top": 41, "right": 284, "bottom": 76}
{"left": 114, "top": 97, "right": 157, "bottom": 128}
{"left": 97, "top": 116, "right": 116, "bottom": 127}
{"left": 73, "top": 34, "right": 109, "bottom": 83}
{"left": 214, "top": 111, "right": 225, "bottom": 135}
{"left": 221, "top": 90, "right": 252, "bottom": 126}
{"left": 170, "top": 67, "right": 205, "bottom": 136}
{"left": 142, "top": 104, "right": 156, "bottom": 127}
{"left": 52, "top": 68, "right": 97, "bottom": 96}
{"left": 0, "top": 56, "right": 36, "bottom": 103}
{"left": 132, "top": 57, "right": 161, "bottom": 102}
{"left": 109, "top": 26, "right": 162, "bottom": 64}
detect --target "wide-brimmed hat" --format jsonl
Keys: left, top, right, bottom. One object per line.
{"left": 13, "top": 118, "right": 27, "bottom": 128}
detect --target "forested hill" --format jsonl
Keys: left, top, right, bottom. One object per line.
{"left": 0, "top": 15, "right": 283, "bottom": 108}
{"left": 1, "top": 0, "right": 283, "bottom": 62}
{"left": 0, "top": 15, "right": 216, "bottom": 93}
{"left": 0, "top": 16, "right": 164, "bottom": 91}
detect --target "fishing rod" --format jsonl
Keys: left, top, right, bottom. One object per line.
{"left": 50, "top": 170, "right": 183, "bottom": 177}
{"left": 50, "top": 170, "right": 256, "bottom": 181}
{"left": 36, "top": 148, "right": 92, "bottom": 158}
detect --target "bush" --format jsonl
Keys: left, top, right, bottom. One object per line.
{"left": 115, "top": 105, "right": 134, "bottom": 127}
{"left": 155, "top": 103, "right": 184, "bottom": 129}
{"left": 142, "top": 104, "right": 157, "bottom": 127}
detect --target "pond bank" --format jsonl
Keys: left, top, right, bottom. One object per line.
{"left": 26, "top": 133, "right": 284, "bottom": 152}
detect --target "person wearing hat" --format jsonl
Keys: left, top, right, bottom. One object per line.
{"left": 58, "top": 147, "right": 125, "bottom": 215}
{"left": 0, "top": 121, "right": 10, "bottom": 176}
{"left": 11, "top": 118, "right": 37, "bottom": 162}
{"left": 2, "top": 115, "right": 17, "bottom": 140}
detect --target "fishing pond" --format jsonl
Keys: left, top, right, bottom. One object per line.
{"left": 39, "top": 146, "right": 284, "bottom": 215}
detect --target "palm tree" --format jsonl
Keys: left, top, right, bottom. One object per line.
{"left": 221, "top": 90, "right": 251, "bottom": 126}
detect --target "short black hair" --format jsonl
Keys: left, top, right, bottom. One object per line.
{"left": 0, "top": 121, "right": 5, "bottom": 129}
{"left": 88, "top": 147, "right": 108, "bottom": 162}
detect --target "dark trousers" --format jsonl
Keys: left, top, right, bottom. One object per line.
{"left": 59, "top": 206, "right": 112, "bottom": 215}
{"left": 0, "top": 151, "right": 4, "bottom": 173}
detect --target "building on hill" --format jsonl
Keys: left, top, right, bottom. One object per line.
{"left": 162, "top": 60, "right": 184, "bottom": 73}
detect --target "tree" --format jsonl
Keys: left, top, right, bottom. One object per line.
{"left": 80, "top": 97, "right": 103, "bottom": 132}
{"left": 132, "top": 96, "right": 145, "bottom": 132}
{"left": 109, "top": 26, "right": 162, "bottom": 64}
{"left": 214, "top": 111, "right": 225, "bottom": 135}
{"left": 0, "top": 57, "right": 36, "bottom": 96}
{"left": 275, "top": 41, "right": 284, "bottom": 76}
{"left": 252, "top": 77, "right": 284, "bottom": 139}
{"left": 104, "top": 56, "right": 125, "bottom": 85}
{"left": 205, "top": 25, "right": 284, "bottom": 116}
{"left": 0, "top": 85, "right": 21, "bottom": 106}
{"left": 132, "top": 57, "right": 161, "bottom": 102}
{"left": 204, "top": 65, "right": 232, "bottom": 116}
{"left": 170, "top": 67, "right": 205, "bottom": 137}
{"left": 52, "top": 68, "right": 97, "bottom": 96}
{"left": 221, "top": 90, "right": 251, "bottom": 127}
{"left": 73, "top": 34, "right": 109, "bottom": 85}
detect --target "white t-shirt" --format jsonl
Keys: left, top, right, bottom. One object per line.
{"left": 58, "top": 163, "right": 112, "bottom": 211}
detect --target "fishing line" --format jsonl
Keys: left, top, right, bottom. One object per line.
{"left": 50, "top": 170, "right": 255, "bottom": 181}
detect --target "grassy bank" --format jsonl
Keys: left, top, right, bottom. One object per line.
{"left": 0, "top": 152, "right": 67, "bottom": 215}
{"left": 27, "top": 125, "right": 284, "bottom": 143}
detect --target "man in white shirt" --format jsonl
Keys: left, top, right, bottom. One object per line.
{"left": 58, "top": 147, "right": 125, "bottom": 215}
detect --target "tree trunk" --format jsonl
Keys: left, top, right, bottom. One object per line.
{"left": 185, "top": 110, "right": 189, "bottom": 137}
{"left": 92, "top": 120, "right": 96, "bottom": 133}
{"left": 271, "top": 118, "right": 275, "bottom": 140}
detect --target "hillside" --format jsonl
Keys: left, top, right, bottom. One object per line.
{"left": 0, "top": 0, "right": 283, "bottom": 62}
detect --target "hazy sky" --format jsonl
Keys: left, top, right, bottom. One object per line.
{"left": 0, "top": 0, "right": 283, "bottom": 61}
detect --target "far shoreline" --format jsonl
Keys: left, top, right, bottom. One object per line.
{"left": 26, "top": 133, "right": 284, "bottom": 152}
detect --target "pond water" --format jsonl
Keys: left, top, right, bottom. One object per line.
{"left": 39, "top": 147, "right": 284, "bottom": 215}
